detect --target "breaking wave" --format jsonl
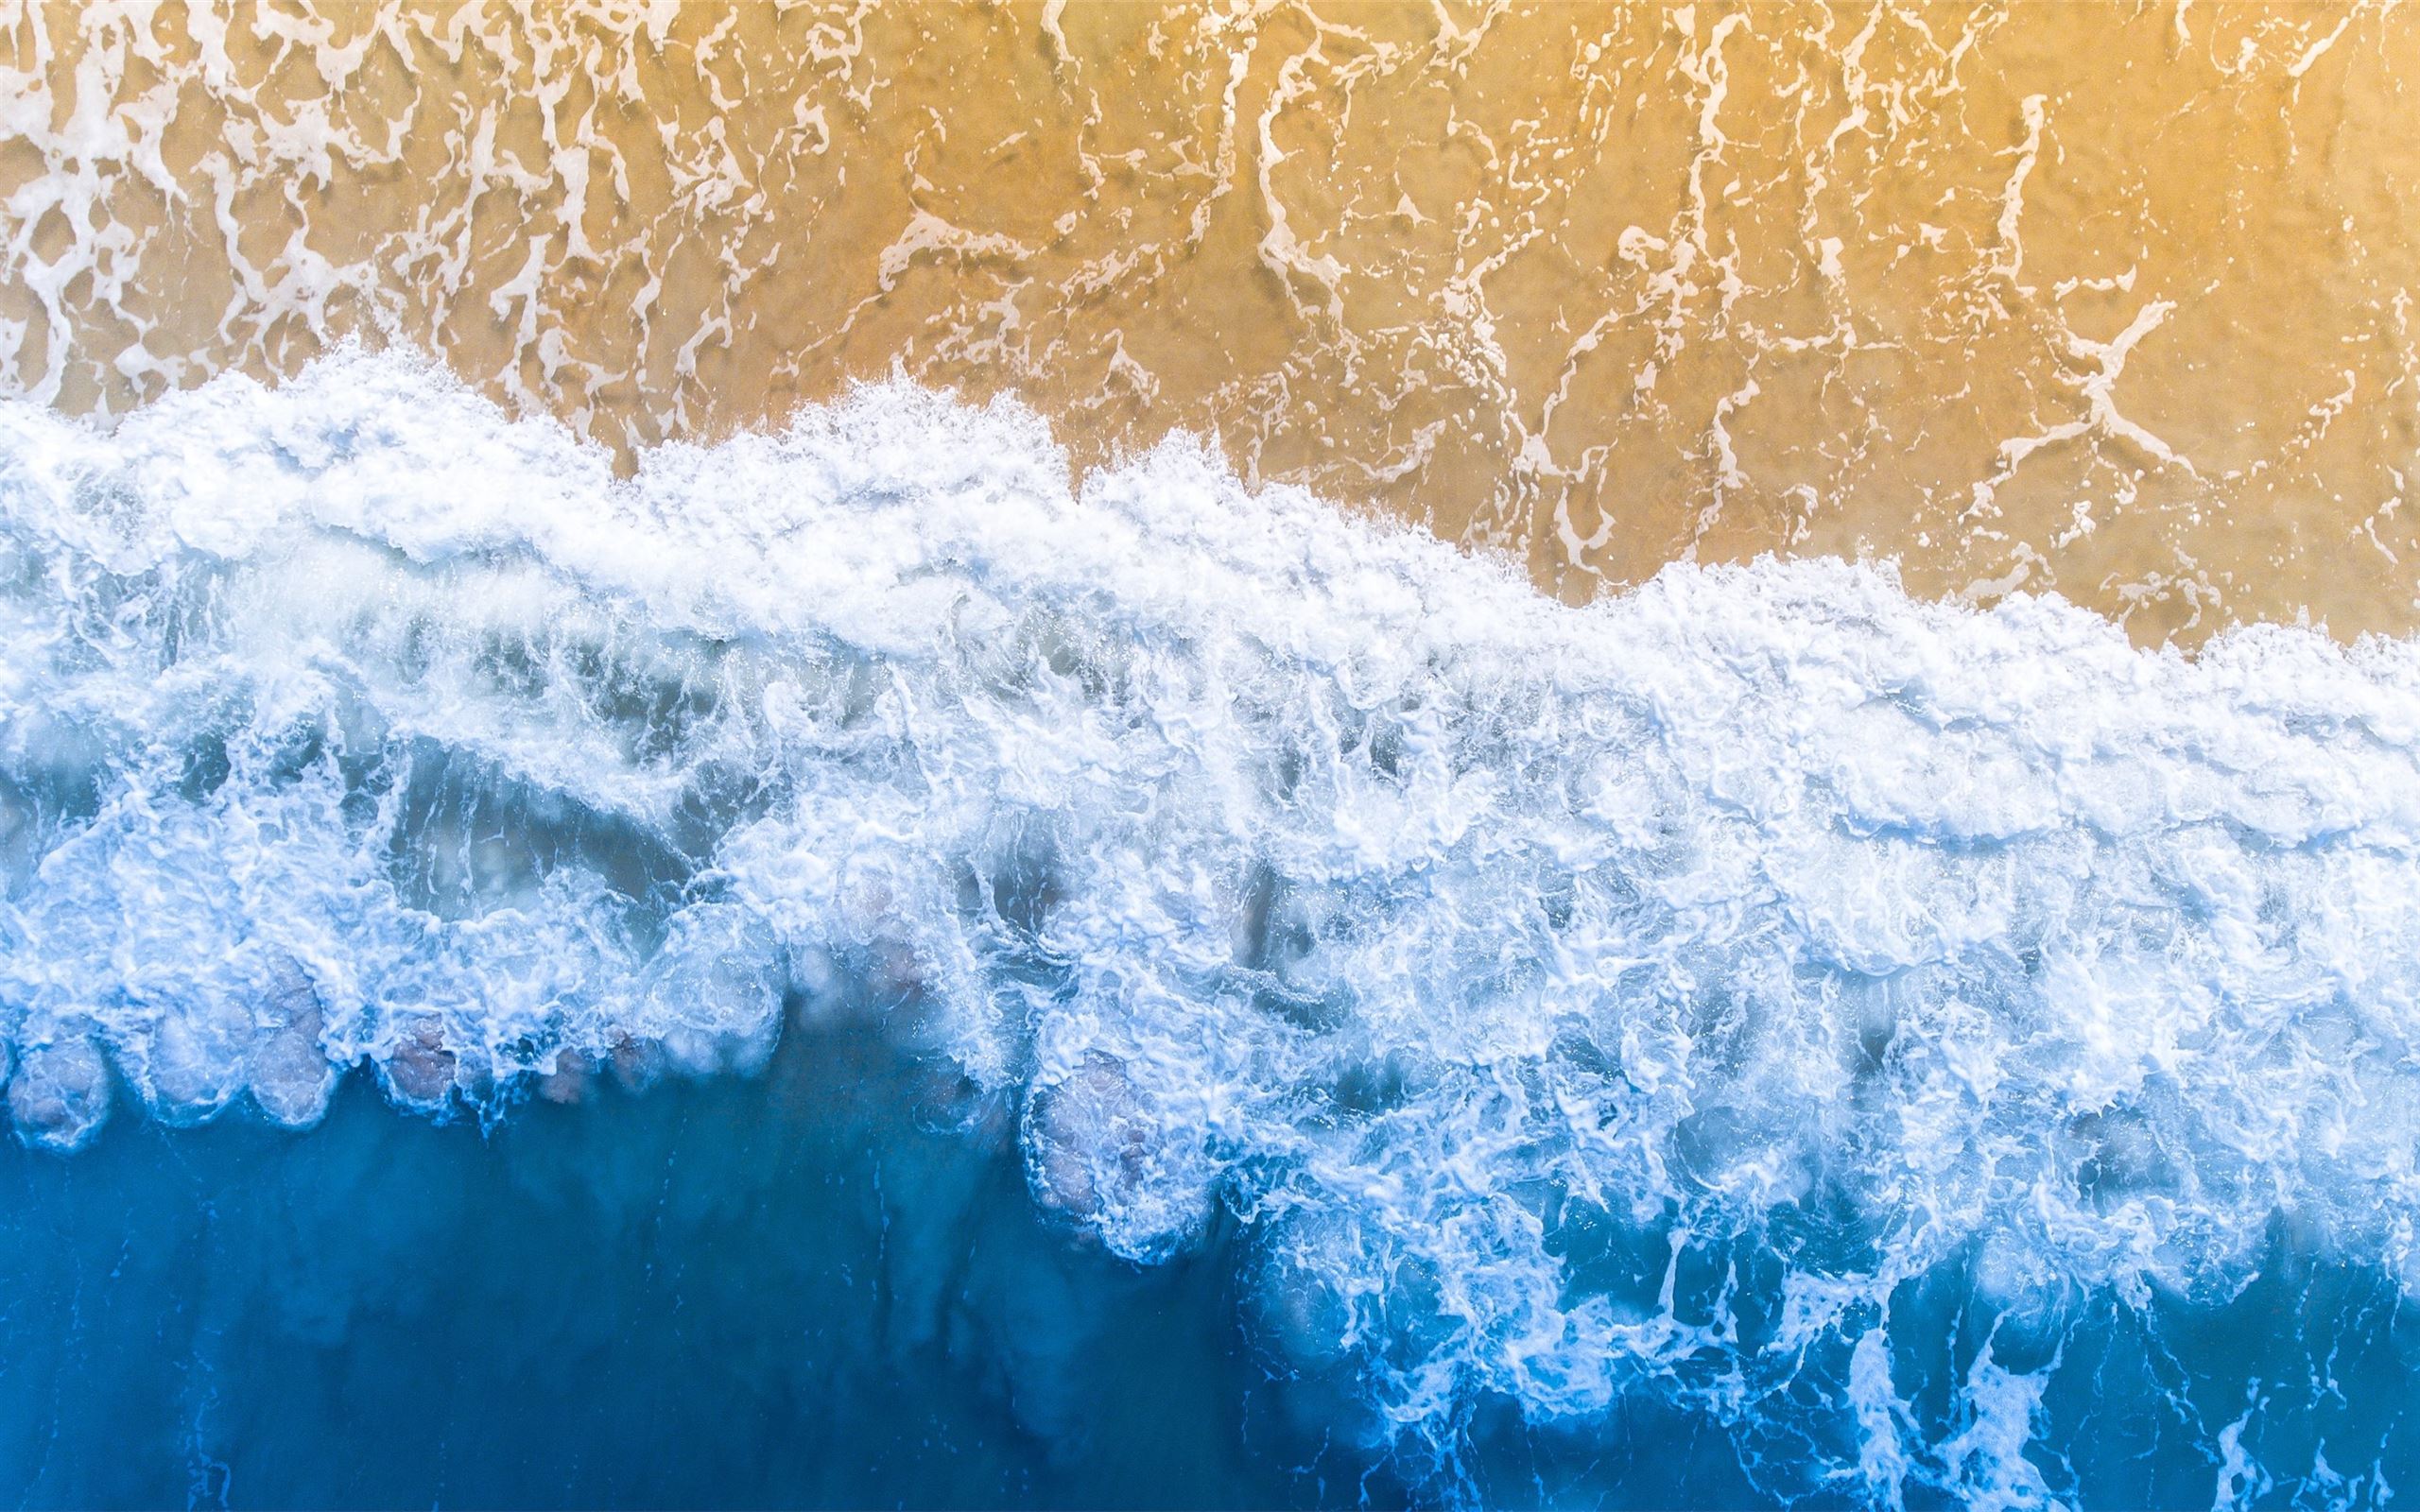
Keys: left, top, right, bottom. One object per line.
{"left": 5, "top": 352, "right": 2420, "bottom": 1505}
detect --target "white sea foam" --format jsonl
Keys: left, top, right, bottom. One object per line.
{"left": 4, "top": 351, "right": 2419, "bottom": 1499}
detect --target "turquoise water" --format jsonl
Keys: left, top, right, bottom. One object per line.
{"left": 9, "top": 356, "right": 2420, "bottom": 1506}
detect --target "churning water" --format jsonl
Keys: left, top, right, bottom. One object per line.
{"left": 4, "top": 353, "right": 2420, "bottom": 1506}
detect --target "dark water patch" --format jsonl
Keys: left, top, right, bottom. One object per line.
{"left": 382, "top": 739, "right": 692, "bottom": 925}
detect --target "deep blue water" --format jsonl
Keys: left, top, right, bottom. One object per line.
{"left": 0, "top": 1020, "right": 1293, "bottom": 1510}
{"left": 5, "top": 1013, "right": 2416, "bottom": 1509}
{"left": 0, "top": 1015, "right": 1799, "bottom": 1512}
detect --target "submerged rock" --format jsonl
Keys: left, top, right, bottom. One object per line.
{"left": 130, "top": 997, "right": 253, "bottom": 1124}
{"left": 606, "top": 1031, "right": 666, "bottom": 1093}
{"left": 8, "top": 1032, "right": 112, "bottom": 1152}
{"left": 1024, "top": 1052, "right": 1217, "bottom": 1263}
{"left": 639, "top": 905, "right": 786, "bottom": 1078}
{"left": 536, "top": 1046, "right": 595, "bottom": 1104}
{"left": 382, "top": 1014, "right": 458, "bottom": 1108}
{"left": 247, "top": 959, "right": 337, "bottom": 1128}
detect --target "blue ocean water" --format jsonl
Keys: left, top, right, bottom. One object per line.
{"left": 4, "top": 1033, "right": 2412, "bottom": 1509}
{"left": 1, "top": 1007, "right": 1844, "bottom": 1511}
{"left": 6, "top": 353, "right": 2420, "bottom": 1507}
{"left": 1, "top": 1022, "right": 1291, "bottom": 1509}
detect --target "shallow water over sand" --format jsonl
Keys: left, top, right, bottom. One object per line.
{"left": 6, "top": 1, "right": 2420, "bottom": 642}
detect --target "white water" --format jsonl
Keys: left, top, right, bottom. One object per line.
{"left": 5, "top": 352, "right": 2420, "bottom": 1500}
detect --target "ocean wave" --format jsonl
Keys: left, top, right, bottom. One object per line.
{"left": 4, "top": 352, "right": 2418, "bottom": 1504}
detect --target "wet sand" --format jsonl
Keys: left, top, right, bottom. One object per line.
{"left": 3, "top": 1, "right": 2415, "bottom": 641}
